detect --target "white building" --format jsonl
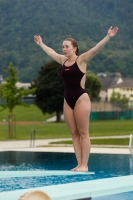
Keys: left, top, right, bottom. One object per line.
{"left": 15, "top": 82, "right": 31, "bottom": 89}
{"left": 99, "top": 77, "right": 133, "bottom": 108}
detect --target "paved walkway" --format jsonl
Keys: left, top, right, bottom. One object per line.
{"left": 0, "top": 135, "right": 131, "bottom": 154}
{"left": 0, "top": 138, "right": 71, "bottom": 149}
{"left": 0, "top": 135, "right": 130, "bottom": 148}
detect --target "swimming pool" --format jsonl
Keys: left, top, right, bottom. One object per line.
{"left": 0, "top": 151, "right": 133, "bottom": 199}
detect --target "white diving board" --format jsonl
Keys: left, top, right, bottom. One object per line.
{"left": 0, "top": 175, "right": 133, "bottom": 200}
{"left": 0, "top": 170, "right": 95, "bottom": 178}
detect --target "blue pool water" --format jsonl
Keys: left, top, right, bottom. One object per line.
{"left": 0, "top": 151, "right": 133, "bottom": 199}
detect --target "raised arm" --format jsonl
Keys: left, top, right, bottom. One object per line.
{"left": 34, "top": 35, "right": 65, "bottom": 64}
{"left": 80, "top": 26, "right": 118, "bottom": 63}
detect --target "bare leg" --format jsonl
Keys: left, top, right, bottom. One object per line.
{"left": 63, "top": 100, "right": 82, "bottom": 170}
{"left": 74, "top": 93, "right": 91, "bottom": 172}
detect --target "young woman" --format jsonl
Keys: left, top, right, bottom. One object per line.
{"left": 34, "top": 26, "right": 118, "bottom": 172}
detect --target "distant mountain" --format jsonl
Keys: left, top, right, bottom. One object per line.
{"left": 0, "top": 0, "right": 133, "bottom": 81}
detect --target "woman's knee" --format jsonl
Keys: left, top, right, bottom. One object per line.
{"left": 70, "top": 129, "right": 80, "bottom": 139}
{"left": 78, "top": 129, "right": 89, "bottom": 139}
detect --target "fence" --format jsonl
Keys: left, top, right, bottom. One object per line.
{"left": 90, "top": 101, "right": 133, "bottom": 120}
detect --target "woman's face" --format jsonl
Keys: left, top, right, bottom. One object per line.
{"left": 62, "top": 40, "right": 76, "bottom": 57}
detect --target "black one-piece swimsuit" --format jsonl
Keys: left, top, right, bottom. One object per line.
{"left": 61, "top": 58, "right": 87, "bottom": 110}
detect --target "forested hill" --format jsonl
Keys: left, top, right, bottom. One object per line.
{"left": 0, "top": 0, "right": 133, "bottom": 81}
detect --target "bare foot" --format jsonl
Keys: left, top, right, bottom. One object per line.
{"left": 74, "top": 165, "right": 88, "bottom": 172}
{"left": 71, "top": 165, "right": 81, "bottom": 171}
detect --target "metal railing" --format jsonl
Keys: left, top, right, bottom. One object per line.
{"left": 129, "top": 134, "right": 133, "bottom": 154}
{"left": 30, "top": 128, "right": 36, "bottom": 147}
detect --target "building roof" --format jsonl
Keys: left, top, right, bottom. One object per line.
{"left": 99, "top": 77, "right": 122, "bottom": 90}
{"left": 110, "top": 78, "right": 133, "bottom": 88}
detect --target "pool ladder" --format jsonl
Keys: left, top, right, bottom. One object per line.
{"left": 30, "top": 128, "right": 36, "bottom": 147}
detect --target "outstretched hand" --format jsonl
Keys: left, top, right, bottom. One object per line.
{"left": 34, "top": 35, "right": 43, "bottom": 45}
{"left": 108, "top": 26, "right": 118, "bottom": 38}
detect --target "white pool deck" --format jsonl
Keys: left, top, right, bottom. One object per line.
{"left": 0, "top": 146, "right": 130, "bottom": 154}
{"left": 0, "top": 137, "right": 131, "bottom": 154}
{"left": 0, "top": 138, "right": 133, "bottom": 200}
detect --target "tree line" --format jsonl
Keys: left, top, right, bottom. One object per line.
{"left": 0, "top": 0, "right": 133, "bottom": 81}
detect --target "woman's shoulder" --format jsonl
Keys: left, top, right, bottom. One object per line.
{"left": 61, "top": 56, "right": 68, "bottom": 65}
{"left": 77, "top": 54, "right": 87, "bottom": 73}
{"left": 77, "top": 53, "right": 86, "bottom": 64}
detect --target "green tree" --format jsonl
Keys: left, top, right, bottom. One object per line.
{"left": 1, "top": 0, "right": 133, "bottom": 80}
{"left": 85, "top": 73, "right": 102, "bottom": 100}
{"left": 0, "top": 62, "right": 36, "bottom": 137}
{"left": 110, "top": 92, "right": 129, "bottom": 109}
{"left": 33, "top": 60, "right": 64, "bottom": 122}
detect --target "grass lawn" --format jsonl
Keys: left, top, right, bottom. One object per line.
{"left": 49, "top": 138, "right": 130, "bottom": 146}
{"left": 0, "top": 122, "right": 70, "bottom": 140}
{"left": 0, "top": 105, "right": 54, "bottom": 122}
{"left": 0, "top": 120, "right": 133, "bottom": 140}
{"left": 89, "top": 120, "right": 133, "bottom": 136}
